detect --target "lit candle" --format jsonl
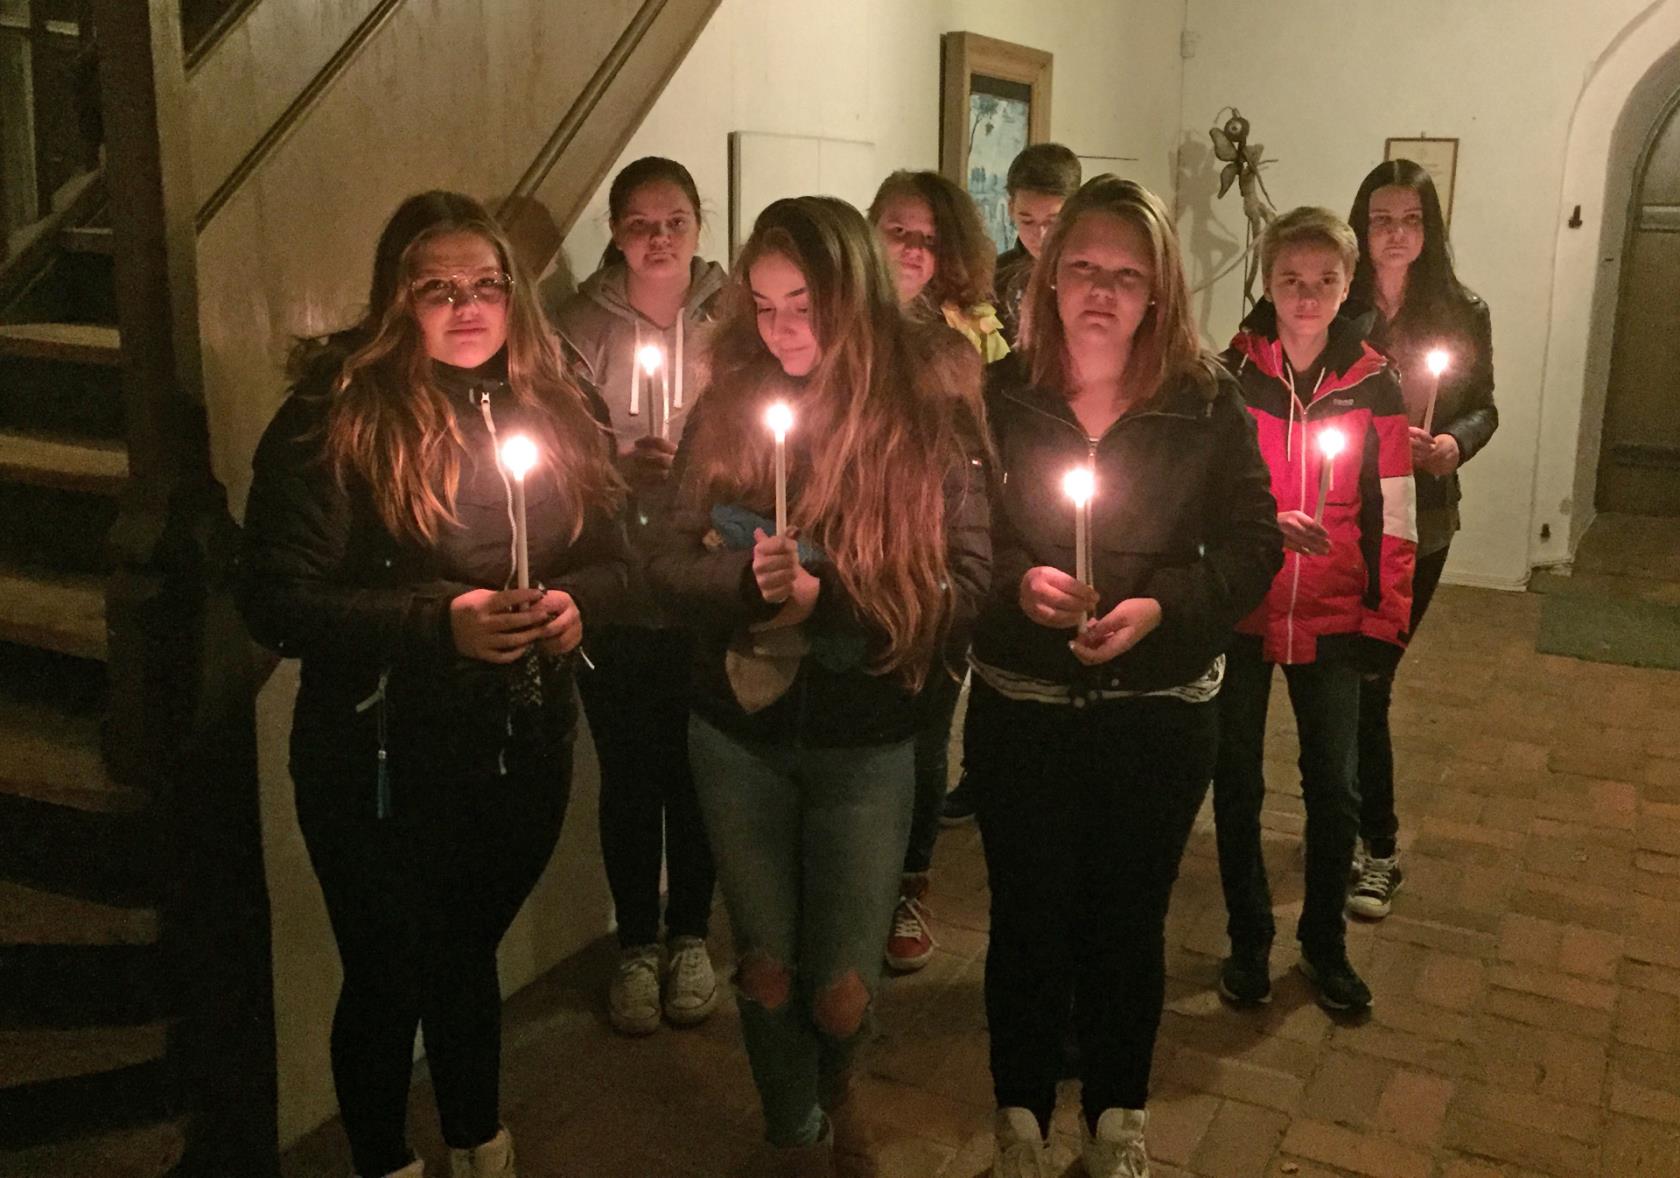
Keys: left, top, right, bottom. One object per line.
{"left": 1062, "top": 466, "right": 1095, "bottom": 628}
{"left": 673, "top": 317, "right": 685, "bottom": 410}
{"left": 637, "top": 343, "right": 666, "bottom": 440}
{"left": 1313, "top": 426, "right": 1346, "bottom": 526}
{"left": 1421, "top": 348, "right": 1450, "bottom": 435}
{"left": 499, "top": 434, "right": 538, "bottom": 589}
{"left": 765, "top": 400, "right": 794, "bottom": 535}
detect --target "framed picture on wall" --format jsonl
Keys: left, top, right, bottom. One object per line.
{"left": 1384, "top": 136, "right": 1459, "bottom": 226}
{"left": 940, "top": 32, "right": 1052, "bottom": 253}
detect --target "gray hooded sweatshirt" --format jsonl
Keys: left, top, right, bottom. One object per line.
{"left": 550, "top": 257, "right": 729, "bottom": 625}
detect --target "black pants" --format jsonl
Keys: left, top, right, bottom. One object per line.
{"left": 577, "top": 625, "right": 715, "bottom": 947}
{"left": 295, "top": 752, "right": 571, "bottom": 1178}
{"left": 969, "top": 679, "right": 1214, "bottom": 1127}
{"left": 903, "top": 669, "right": 964, "bottom": 875}
{"left": 1357, "top": 544, "right": 1450, "bottom": 851}
{"left": 1212, "top": 641, "right": 1360, "bottom": 957}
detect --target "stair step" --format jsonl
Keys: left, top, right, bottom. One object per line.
{"left": 0, "top": 674, "right": 132, "bottom": 814}
{"left": 0, "top": 323, "right": 121, "bottom": 366}
{"left": 0, "top": 881, "right": 157, "bottom": 948}
{"left": 0, "top": 567, "right": 106, "bottom": 660}
{"left": 0, "top": 1118, "right": 186, "bottom": 1178}
{"left": 0, "top": 1024, "right": 168, "bottom": 1089}
{"left": 0, "top": 430, "right": 126, "bottom": 494}
{"left": 58, "top": 225, "right": 114, "bottom": 256}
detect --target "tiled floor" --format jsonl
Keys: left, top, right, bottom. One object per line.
{"left": 282, "top": 585, "right": 1680, "bottom": 1177}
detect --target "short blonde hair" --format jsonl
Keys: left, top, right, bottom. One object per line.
{"left": 1261, "top": 206, "right": 1358, "bottom": 282}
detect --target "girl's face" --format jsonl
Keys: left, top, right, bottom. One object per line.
{"left": 1054, "top": 211, "right": 1155, "bottom": 357}
{"left": 409, "top": 230, "right": 510, "bottom": 369}
{"left": 875, "top": 194, "right": 938, "bottom": 305}
{"left": 1365, "top": 184, "right": 1425, "bottom": 274}
{"left": 750, "top": 251, "right": 820, "bottom": 378}
{"left": 612, "top": 179, "right": 700, "bottom": 282}
{"left": 1267, "top": 240, "right": 1350, "bottom": 343}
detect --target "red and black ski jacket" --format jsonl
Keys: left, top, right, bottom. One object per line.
{"left": 1222, "top": 301, "right": 1416, "bottom": 667}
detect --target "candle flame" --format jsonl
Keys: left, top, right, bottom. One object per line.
{"left": 765, "top": 400, "right": 794, "bottom": 440}
{"left": 637, "top": 343, "right": 665, "bottom": 374}
{"left": 500, "top": 433, "right": 538, "bottom": 479}
{"left": 1425, "top": 348, "right": 1450, "bottom": 378}
{"left": 1317, "top": 426, "right": 1347, "bottom": 459}
{"left": 1062, "top": 466, "right": 1095, "bottom": 506}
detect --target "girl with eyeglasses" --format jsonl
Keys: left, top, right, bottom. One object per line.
{"left": 240, "top": 191, "right": 626, "bottom": 1178}
{"left": 1342, "top": 159, "right": 1497, "bottom": 920}
{"left": 865, "top": 168, "right": 1007, "bottom": 978}
{"left": 552, "top": 156, "right": 729, "bottom": 1038}
{"left": 646, "top": 195, "right": 990, "bottom": 1177}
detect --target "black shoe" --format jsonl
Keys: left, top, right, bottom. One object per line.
{"left": 1218, "top": 943, "right": 1273, "bottom": 1006}
{"left": 939, "top": 775, "right": 976, "bottom": 826}
{"left": 1298, "top": 950, "right": 1373, "bottom": 1013}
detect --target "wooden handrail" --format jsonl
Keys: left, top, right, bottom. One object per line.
{"left": 183, "top": 0, "right": 264, "bottom": 73}
{"left": 193, "top": 0, "right": 406, "bottom": 233}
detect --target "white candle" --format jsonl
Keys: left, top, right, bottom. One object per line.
{"left": 766, "top": 400, "right": 794, "bottom": 535}
{"left": 1062, "top": 466, "right": 1095, "bottom": 627}
{"left": 1422, "top": 347, "right": 1450, "bottom": 436}
{"left": 500, "top": 434, "right": 538, "bottom": 589}
{"left": 637, "top": 343, "right": 665, "bottom": 440}
{"left": 1314, "top": 426, "right": 1346, "bottom": 526}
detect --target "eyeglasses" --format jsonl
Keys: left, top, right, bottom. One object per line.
{"left": 410, "top": 272, "right": 513, "bottom": 310}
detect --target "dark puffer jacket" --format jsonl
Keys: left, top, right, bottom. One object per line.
{"left": 238, "top": 347, "right": 629, "bottom": 804}
{"left": 971, "top": 352, "right": 1282, "bottom": 695}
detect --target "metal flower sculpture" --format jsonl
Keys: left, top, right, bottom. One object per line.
{"left": 1209, "top": 107, "right": 1277, "bottom": 309}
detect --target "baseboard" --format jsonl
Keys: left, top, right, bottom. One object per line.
{"left": 1440, "top": 570, "right": 1532, "bottom": 592}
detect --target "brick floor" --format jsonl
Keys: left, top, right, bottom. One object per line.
{"left": 281, "top": 586, "right": 1680, "bottom": 1176}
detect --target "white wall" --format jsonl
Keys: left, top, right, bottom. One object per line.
{"left": 1177, "top": 0, "right": 1660, "bottom": 589}
{"left": 559, "top": 0, "right": 1187, "bottom": 278}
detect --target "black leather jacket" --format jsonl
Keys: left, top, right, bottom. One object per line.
{"left": 238, "top": 348, "right": 628, "bottom": 796}
{"left": 971, "top": 353, "right": 1282, "bottom": 696}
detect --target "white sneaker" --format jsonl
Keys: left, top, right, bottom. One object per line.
{"left": 663, "top": 936, "right": 721, "bottom": 1026}
{"left": 449, "top": 1126, "right": 516, "bottom": 1178}
{"left": 991, "top": 1107, "right": 1049, "bottom": 1178}
{"left": 608, "top": 944, "right": 662, "bottom": 1035}
{"left": 1082, "top": 1108, "right": 1149, "bottom": 1178}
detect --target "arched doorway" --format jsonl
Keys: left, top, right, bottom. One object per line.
{"left": 1597, "top": 90, "right": 1680, "bottom": 515}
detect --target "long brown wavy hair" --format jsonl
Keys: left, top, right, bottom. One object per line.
{"left": 682, "top": 196, "right": 982, "bottom": 689}
{"left": 1020, "top": 175, "right": 1220, "bottom": 402}
{"left": 867, "top": 170, "right": 996, "bottom": 311}
{"left": 310, "top": 191, "right": 620, "bottom": 545}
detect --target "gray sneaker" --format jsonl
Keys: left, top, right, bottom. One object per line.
{"left": 663, "top": 936, "right": 720, "bottom": 1026}
{"left": 608, "top": 944, "right": 662, "bottom": 1035}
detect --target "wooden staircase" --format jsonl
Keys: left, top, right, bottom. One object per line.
{"left": 0, "top": 190, "right": 187, "bottom": 1175}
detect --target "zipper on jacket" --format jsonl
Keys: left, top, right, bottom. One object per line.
{"left": 356, "top": 670, "right": 392, "bottom": 818}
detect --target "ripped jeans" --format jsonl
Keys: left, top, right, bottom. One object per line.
{"left": 688, "top": 714, "right": 914, "bottom": 1146}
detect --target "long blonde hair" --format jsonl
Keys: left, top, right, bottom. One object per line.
{"left": 1021, "top": 175, "right": 1219, "bottom": 401}
{"left": 682, "top": 196, "right": 981, "bottom": 689}
{"left": 311, "top": 191, "right": 620, "bottom": 545}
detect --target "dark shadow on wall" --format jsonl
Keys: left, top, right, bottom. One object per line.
{"left": 1176, "top": 129, "right": 1246, "bottom": 344}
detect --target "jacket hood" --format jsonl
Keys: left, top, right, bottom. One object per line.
{"left": 576, "top": 257, "right": 730, "bottom": 325}
{"left": 1229, "top": 298, "right": 1388, "bottom": 396}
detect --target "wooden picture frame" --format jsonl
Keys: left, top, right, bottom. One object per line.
{"left": 1384, "top": 136, "right": 1459, "bottom": 226}
{"left": 940, "top": 32, "right": 1052, "bottom": 252}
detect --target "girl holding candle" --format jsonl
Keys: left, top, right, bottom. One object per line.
{"left": 866, "top": 168, "right": 1007, "bottom": 974}
{"left": 968, "top": 176, "right": 1280, "bottom": 1178}
{"left": 1344, "top": 159, "right": 1498, "bottom": 920}
{"left": 646, "top": 195, "right": 991, "bottom": 1177}
{"left": 552, "top": 156, "right": 729, "bottom": 1035}
{"left": 239, "top": 191, "right": 626, "bottom": 1178}
{"left": 1212, "top": 206, "right": 1415, "bottom": 1016}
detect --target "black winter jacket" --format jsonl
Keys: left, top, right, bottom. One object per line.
{"left": 644, "top": 387, "right": 992, "bottom": 749}
{"left": 238, "top": 349, "right": 629, "bottom": 800}
{"left": 971, "top": 353, "right": 1282, "bottom": 696}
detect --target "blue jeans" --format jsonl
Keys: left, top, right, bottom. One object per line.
{"left": 1212, "top": 640, "right": 1362, "bottom": 958}
{"left": 688, "top": 715, "right": 914, "bottom": 1146}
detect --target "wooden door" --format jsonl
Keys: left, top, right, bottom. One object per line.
{"left": 1600, "top": 93, "right": 1680, "bottom": 515}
